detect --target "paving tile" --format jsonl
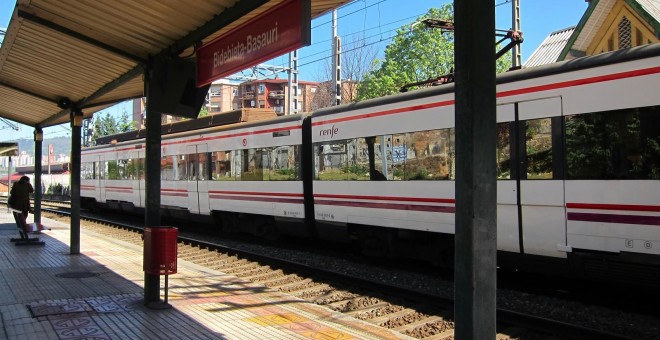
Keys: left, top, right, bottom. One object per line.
{"left": 0, "top": 213, "right": 410, "bottom": 340}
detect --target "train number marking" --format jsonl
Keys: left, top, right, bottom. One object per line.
{"left": 625, "top": 239, "right": 634, "bottom": 248}
{"left": 645, "top": 241, "right": 652, "bottom": 249}
{"left": 242, "top": 138, "right": 247, "bottom": 147}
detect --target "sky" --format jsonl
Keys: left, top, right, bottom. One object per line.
{"left": 0, "top": 0, "right": 587, "bottom": 140}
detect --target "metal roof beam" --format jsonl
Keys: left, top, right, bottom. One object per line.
{"left": 37, "top": 0, "right": 272, "bottom": 127}
{"left": 39, "top": 65, "right": 144, "bottom": 127}
{"left": 79, "top": 95, "right": 143, "bottom": 110}
{"left": 169, "top": 0, "right": 271, "bottom": 55}
{"left": 17, "top": 9, "right": 147, "bottom": 64}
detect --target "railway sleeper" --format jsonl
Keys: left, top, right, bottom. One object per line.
{"left": 293, "top": 284, "right": 334, "bottom": 299}
{"left": 261, "top": 274, "right": 304, "bottom": 288}
{"left": 392, "top": 315, "right": 447, "bottom": 333}
{"left": 222, "top": 262, "right": 263, "bottom": 274}
{"left": 420, "top": 328, "right": 456, "bottom": 340}
{"left": 276, "top": 278, "right": 316, "bottom": 292}
{"left": 336, "top": 299, "right": 390, "bottom": 314}
{"left": 370, "top": 308, "right": 422, "bottom": 326}
{"left": 243, "top": 269, "right": 285, "bottom": 282}
{"left": 312, "top": 290, "right": 360, "bottom": 305}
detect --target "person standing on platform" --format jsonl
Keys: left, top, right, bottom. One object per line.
{"left": 9, "top": 176, "right": 34, "bottom": 221}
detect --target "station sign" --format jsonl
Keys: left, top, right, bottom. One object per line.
{"left": 196, "top": 0, "right": 311, "bottom": 86}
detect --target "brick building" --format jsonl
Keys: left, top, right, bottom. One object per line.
{"left": 238, "top": 78, "right": 319, "bottom": 115}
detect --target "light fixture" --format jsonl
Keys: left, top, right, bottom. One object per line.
{"left": 71, "top": 108, "right": 84, "bottom": 127}
{"left": 34, "top": 128, "right": 43, "bottom": 141}
{"left": 57, "top": 97, "right": 72, "bottom": 110}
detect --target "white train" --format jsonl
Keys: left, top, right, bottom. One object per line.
{"left": 82, "top": 43, "right": 660, "bottom": 283}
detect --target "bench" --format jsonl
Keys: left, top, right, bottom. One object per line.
{"left": 10, "top": 209, "right": 47, "bottom": 246}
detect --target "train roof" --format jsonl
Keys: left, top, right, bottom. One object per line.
{"left": 87, "top": 112, "right": 303, "bottom": 150}
{"left": 311, "top": 43, "right": 660, "bottom": 119}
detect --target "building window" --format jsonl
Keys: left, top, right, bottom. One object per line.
{"left": 258, "top": 84, "right": 265, "bottom": 94}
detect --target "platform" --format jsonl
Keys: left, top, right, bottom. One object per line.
{"left": 0, "top": 210, "right": 410, "bottom": 339}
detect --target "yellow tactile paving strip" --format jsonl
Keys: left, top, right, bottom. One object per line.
{"left": 0, "top": 212, "right": 411, "bottom": 339}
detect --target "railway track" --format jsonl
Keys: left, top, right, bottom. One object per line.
{"left": 31, "top": 205, "right": 641, "bottom": 340}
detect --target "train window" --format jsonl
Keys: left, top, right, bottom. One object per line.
{"left": 161, "top": 156, "right": 176, "bottom": 181}
{"left": 241, "top": 149, "right": 265, "bottom": 181}
{"left": 268, "top": 145, "right": 300, "bottom": 180}
{"left": 136, "top": 158, "right": 144, "bottom": 180}
{"left": 175, "top": 155, "right": 187, "bottom": 180}
{"left": 273, "top": 130, "right": 290, "bottom": 137}
{"left": 315, "top": 141, "right": 350, "bottom": 180}
{"left": 212, "top": 151, "right": 237, "bottom": 180}
{"left": 497, "top": 123, "right": 512, "bottom": 179}
{"left": 184, "top": 154, "right": 197, "bottom": 180}
{"left": 392, "top": 129, "right": 454, "bottom": 180}
{"left": 197, "top": 153, "right": 208, "bottom": 181}
{"left": 525, "top": 118, "right": 553, "bottom": 179}
{"left": 81, "top": 162, "right": 95, "bottom": 180}
{"left": 99, "top": 161, "right": 106, "bottom": 180}
{"left": 117, "top": 159, "right": 127, "bottom": 180}
{"left": 373, "top": 136, "right": 393, "bottom": 181}
{"left": 107, "top": 160, "right": 118, "bottom": 180}
{"left": 351, "top": 138, "right": 370, "bottom": 181}
{"left": 565, "top": 105, "right": 660, "bottom": 180}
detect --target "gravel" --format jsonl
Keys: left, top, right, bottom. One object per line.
{"left": 185, "top": 231, "right": 660, "bottom": 340}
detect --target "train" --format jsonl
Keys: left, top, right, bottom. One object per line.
{"left": 81, "top": 43, "right": 660, "bottom": 284}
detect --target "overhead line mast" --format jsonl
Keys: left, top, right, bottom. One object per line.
{"left": 399, "top": 19, "right": 523, "bottom": 92}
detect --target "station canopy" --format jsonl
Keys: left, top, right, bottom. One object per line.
{"left": 0, "top": 0, "right": 351, "bottom": 128}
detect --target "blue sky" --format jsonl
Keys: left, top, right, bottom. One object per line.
{"left": 0, "top": 0, "right": 587, "bottom": 140}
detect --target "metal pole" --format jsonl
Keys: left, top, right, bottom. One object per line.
{"left": 34, "top": 128, "right": 43, "bottom": 227}
{"left": 70, "top": 110, "right": 83, "bottom": 254}
{"left": 512, "top": 0, "right": 521, "bottom": 68}
{"left": 287, "top": 51, "right": 299, "bottom": 115}
{"left": 454, "top": 0, "right": 497, "bottom": 338}
{"left": 331, "top": 9, "right": 341, "bottom": 106}
{"left": 7, "top": 156, "right": 11, "bottom": 210}
{"left": 144, "top": 64, "right": 163, "bottom": 305}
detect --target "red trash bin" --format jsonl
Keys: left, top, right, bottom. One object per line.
{"left": 143, "top": 227, "right": 178, "bottom": 275}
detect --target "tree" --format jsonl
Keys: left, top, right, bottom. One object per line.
{"left": 198, "top": 105, "right": 209, "bottom": 118}
{"left": 312, "top": 34, "right": 378, "bottom": 109}
{"left": 91, "top": 109, "right": 135, "bottom": 144}
{"left": 358, "top": 5, "right": 512, "bottom": 100}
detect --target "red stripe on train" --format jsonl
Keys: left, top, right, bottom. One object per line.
{"left": 314, "top": 199, "right": 455, "bottom": 213}
{"left": 567, "top": 203, "right": 660, "bottom": 212}
{"left": 314, "top": 193, "right": 454, "bottom": 204}
{"left": 567, "top": 212, "right": 660, "bottom": 226}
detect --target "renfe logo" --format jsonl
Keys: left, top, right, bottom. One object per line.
{"left": 319, "top": 125, "right": 339, "bottom": 138}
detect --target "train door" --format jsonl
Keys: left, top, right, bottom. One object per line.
{"left": 496, "top": 104, "right": 521, "bottom": 253}
{"left": 81, "top": 155, "right": 102, "bottom": 205}
{"left": 134, "top": 150, "right": 144, "bottom": 208}
{"left": 99, "top": 151, "right": 113, "bottom": 204}
{"left": 515, "top": 97, "right": 568, "bottom": 258}
{"left": 184, "top": 145, "right": 201, "bottom": 214}
{"left": 195, "top": 144, "right": 211, "bottom": 215}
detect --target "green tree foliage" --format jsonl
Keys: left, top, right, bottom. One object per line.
{"left": 92, "top": 109, "right": 135, "bottom": 144}
{"left": 198, "top": 104, "right": 209, "bottom": 118}
{"left": 358, "top": 5, "right": 512, "bottom": 100}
